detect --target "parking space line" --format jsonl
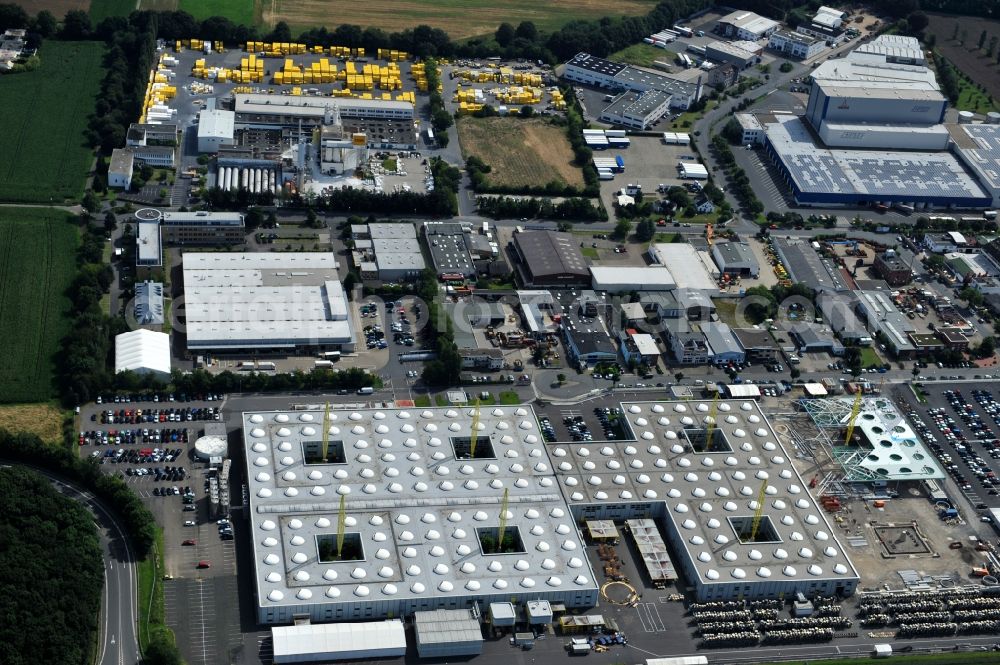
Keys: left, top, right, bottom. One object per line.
{"left": 635, "top": 603, "right": 653, "bottom": 632}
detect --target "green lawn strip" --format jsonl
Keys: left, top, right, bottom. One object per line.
{"left": 859, "top": 346, "right": 882, "bottom": 368}
{"left": 137, "top": 526, "right": 172, "bottom": 652}
{"left": 499, "top": 391, "right": 522, "bottom": 405}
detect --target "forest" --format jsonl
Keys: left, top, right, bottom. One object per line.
{"left": 0, "top": 466, "right": 104, "bottom": 665}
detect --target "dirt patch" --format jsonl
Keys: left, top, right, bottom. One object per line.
{"left": 0, "top": 403, "right": 66, "bottom": 445}
{"left": 457, "top": 116, "right": 584, "bottom": 189}
{"left": 926, "top": 13, "right": 1000, "bottom": 103}
{"left": 266, "top": 0, "right": 657, "bottom": 37}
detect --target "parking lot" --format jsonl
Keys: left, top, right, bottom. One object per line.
{"left": 898, "top": 384, "right": 1000, "bottom": 514}
{"left": 77, "top": 392, "right": 248, "bottom": 663}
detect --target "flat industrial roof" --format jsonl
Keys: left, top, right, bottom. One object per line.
{"left": 649, "top": 244, "right": 717, "bottom": 290}
{"left": 719, "top": 10, "right": 779, "bottom": 35}
{"left": 590, "top": 265, "right": 675, "bottom": 290}
{"left": 953, "top": 123, "right": 1000, "bottom": 191}
{"left": 109, "top": 148, "right": 134, "bottom": 175}
{"left": 773, "top": 238, "right": 848, "bottom": 292}
{"left": 198, "top": 109, "right": 235, "bottom": 139}
{"left": 234, "top": 93, "right": 414, "bottom": 118}
{"left": 243, "top": 406, "right": 597, "bottom": 614}
{"left": 765, "top": 116, "right": 988, "bottom": 203}
{"left": 553, "top": 399, "right": 859, "bottom": 587}
{"left": 855, "top": 290, "right": 916, "bottom": 353}
{"left": 137, "top": 220, "right": 161, "bottom": 266}
{"left": 368, "top": 222, "right": 418, "bottom": 240}
{"left": 182, "top": 253, "right": 353, "bottom": 349}
{"left": 603, "top": 89, "right": 671, "bottom": 118}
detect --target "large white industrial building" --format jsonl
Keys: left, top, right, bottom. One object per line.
{"left": 243, "top": 405, "right": 599, "bottom": 624}
{"left": 804, "top": 36, "right": 948, "bottom": 151}
{"left": 243, "top": 399, "right": 858, "bottom": 625}
{"left": 197, "top": 109, "right": 236, "bottom": 153}
{"left": 182, "top": 253, "right": 355, "bottom": 352}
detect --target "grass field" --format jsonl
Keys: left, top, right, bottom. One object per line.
{"left": 926, "top": 12, "right": 1000, "bottom": 106}
{"left": 263, "top": 0, "right": 659, "bottom": 39}
{"left": 0, "top": 403, "right": 66, "bottom": 443}
{"left": 89, "top": 0, "right": 137, "bottom": 22}
{"left": 179, "top": 0, "right": 254, "bottom": 25}
{"left": 609, "top": 43, "right": 674, "bottom": 68}
{"left": 0, "top": 209, "right": 79, "bottom": 403}
{"left": 859, "top": 346, "right": 881, "bottom": 368}
{"left": 0, "top": 41, "right": 102, "bottom": 204}
{"left": 762, "top": 653, "right": 1000, "bottom": 665}
{"left": 15, "top": 0, "right": 89, "bottom": 17}
{"left": 457, "top": 117, "right": 584, "bottom": 190}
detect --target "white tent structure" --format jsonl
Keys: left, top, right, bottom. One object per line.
{"left": 115, "top": 329, "right": 171, "bottom": 379}
{"left": 272, "top": 620, "right": 406, "bottom": 663}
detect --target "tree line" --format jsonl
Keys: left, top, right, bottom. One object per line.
{"left": 59, "top": 217, "right": 126, "bottom": 406}
{"left": 476, "top": 194, "right": 607, "bottom": 221}
{"left": 0, "top": 429, "right": 157, "bottom": 559}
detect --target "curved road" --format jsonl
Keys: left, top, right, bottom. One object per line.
{"left": 25, "top": 467, "right": 140, "bottom": 665}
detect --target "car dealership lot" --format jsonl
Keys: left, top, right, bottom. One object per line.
{"left": 899, "top": 383, "right": 1000, "bottom": 513}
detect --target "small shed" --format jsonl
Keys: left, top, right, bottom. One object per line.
{"left": 803, "top": 382, "right": 829, "bottom": 397}
{"left": 489, "top": 602, "right": 516, "bottom": 627}
{"left": 526, "top": 599, "right": 553, "bottom": 625}
{"left": 414, "top": 609, "right": 484, "bottom": 658}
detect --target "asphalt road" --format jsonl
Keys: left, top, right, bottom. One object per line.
{"left": 19, "top": 467, "right": 141, "bottom": 665}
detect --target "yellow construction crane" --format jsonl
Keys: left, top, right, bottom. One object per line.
{"left": 750, "top": 479, "right": 769, "bottom": 541}
{"left": 469, "top": 398, "right": 481, "bottom": 458}
{"left": 704, "top": 393, "right": 719, "bottom": 450}
{"left": 336, "top": 493, "right": 347, "bottom": 557}
{"left": 498, "top": 487, "right": 510, "bottom": 551}
{"left": 844, "top": 391, "right": 863, "bottom": 446}
{"left": 321, "top": 401, "right": 331, "bottom": 462}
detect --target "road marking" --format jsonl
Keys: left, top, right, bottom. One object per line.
{"left": 635, "top": 603, "right": 652, "bottom": 632}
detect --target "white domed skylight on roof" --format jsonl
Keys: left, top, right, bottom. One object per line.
{"left": 682, "top": 519, "right": 696, "bottom": 529}
{"left": 355, "top": 585, "right": 371, "bottom": 597}
{"left": 294, "top": 571, "right": 310, "bottom": 582}
{"left": 705, "top": 569, "right": 720, "bottom": 580}
{"left": 724, "top": 501, "right": 737, "bottom": 511}
{"left": 790, "top": 531, "right": 804, "bottom": 541}
{"left": 268, "top": 590, "right": 284, "bottom": 601}
{"left": 264, "top": 553, "right": 280, "bottom": 565}
{"left": 257, "top": 488, "right": 272, "bottom": 498}
{"left": 266, "top": 571, "right": 281, "bottom": 582}
{"left": 715, "top": 534, "right": 729, "bottom": 544}
{"left": 731, "top": 568, "right": 746, "bottom": 579}
{"left": 733, "top": 471, "right": 746, "bottom": 481}
{"left": 292, "top": 552, "right": 309, "bottom": 564}
{"left": 781, "top": 515, "right": 794, "bottom": 526}
{"left": 723, "top": 551, "right": 738, "bottom": 562}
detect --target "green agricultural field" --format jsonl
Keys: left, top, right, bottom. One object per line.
{"left": 90, "top": 0, "right": 138, "bottom": 23}
{"left": 180, "top": 0, "right": 255, "bottom": 25}
{"left": 0, "top": 209, "right": 79, "bottom": 403}
{"left": 0, "top": 41, "right": 102, "bottom": 204}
